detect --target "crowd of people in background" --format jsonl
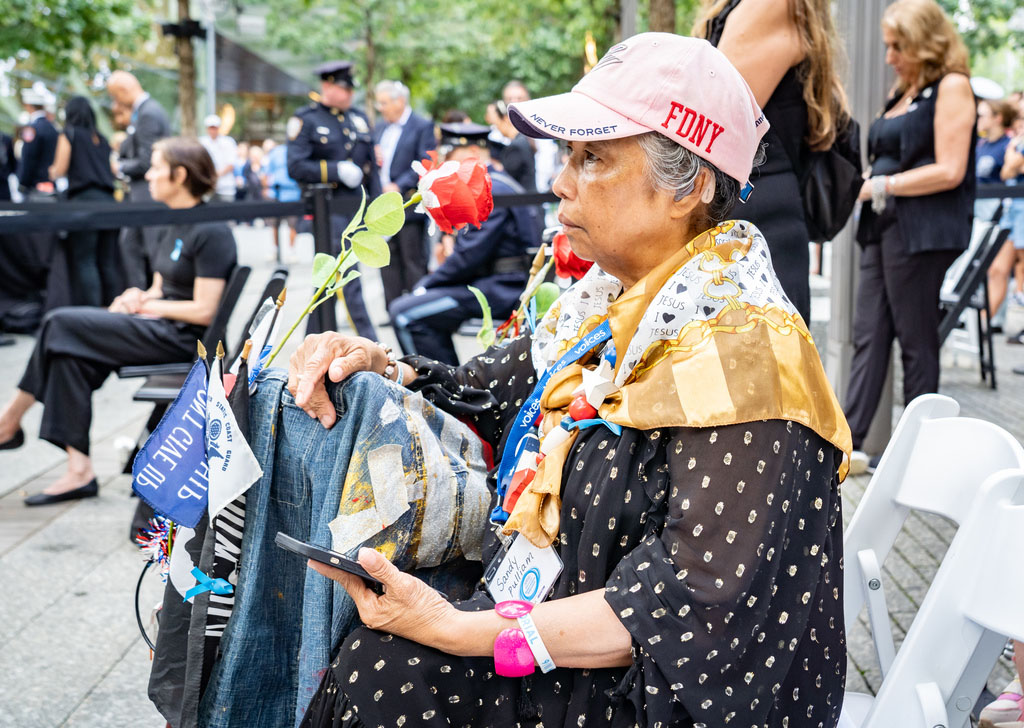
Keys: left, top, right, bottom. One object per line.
{"left": 3, "top": 1, "right": 1024, "bottom": 726}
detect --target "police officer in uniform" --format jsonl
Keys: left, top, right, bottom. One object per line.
{"left": 287, "top": 60, "right": 377, "bottom": 340}
{"left": 16, "top": 88, "right": 58, "bottom": 200}
{"left": 389, "top": 122, "right": 542, "bottom": 365}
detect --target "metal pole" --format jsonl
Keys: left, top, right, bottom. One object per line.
{"left": 620, "top": 0, "right": 637, "bottom": 40}
{"left": 205, "top": 3, "right": 217, "bottom": 117}
{"left": 306, "top": 185, "right": 338, "bottom": 335}
{"left": 830, "top": 0, "right": 895, "bottom": 454}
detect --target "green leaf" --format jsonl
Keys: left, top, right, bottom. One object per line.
{"left": 468, "top": 285, "right": 495, "bottom": 350}
{"left": 311, "top": 252, "right": 340, "bottom": 289}
{"left": 326, "top": 268, "right": 362, "bottom": 296}
{"left": 533, "top": 282, "right": 561, "bottom": 319}
{"left": 340, "top": 187, "right": 368, "bottom": 242}
{"left": 337, "top": 248, "right": 358, "bottom": 273}
{"left": 351, "top": 231, "right": 391, "bottom": 268}
{"left": 363, "top": 191, "right": 406, "bottom": 237}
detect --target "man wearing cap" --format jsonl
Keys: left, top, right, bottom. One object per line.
{"left": 287, "top": 60, "right": 377, "bottom": 340}
{"left": 106, "top": 71, "right": 171, "bottom": 288}
{"left": 199, "top": 114, "right": 238, "bottom": 203}
{"left": 371, "top": 80, "right": 437, "bottom": 309}
{"left": 16, "top": 88, "right": 58, "bottom": 199}
{"left": 388, "top": 122, "right": 541, "bottom": 365}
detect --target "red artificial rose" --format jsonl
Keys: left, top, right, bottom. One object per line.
{"left": 413, "top": 151, "right": 493, "bottom": 234}
{"left": 552, "top": 231, "right": 593, "bottom": 280}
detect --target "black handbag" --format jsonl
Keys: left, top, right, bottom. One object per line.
{"left": 799, "top": 117, "right": 864, "bottom": 243}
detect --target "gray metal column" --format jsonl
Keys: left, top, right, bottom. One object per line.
{"left": 830, "top": 0, "right": 894, "bottom": 453}
{"left": 620, "top": 0, "right": 637, "bottom": 40}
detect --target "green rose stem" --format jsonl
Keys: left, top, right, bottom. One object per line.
{"left": 264, "top": 193, "right": 424, "bottom": 367}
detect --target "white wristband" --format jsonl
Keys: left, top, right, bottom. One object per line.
{"left": 516, "top": 612, "right": 555, "bottom": 673}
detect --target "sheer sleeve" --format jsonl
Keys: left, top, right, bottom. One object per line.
{"left": 403, "top": 334, "right": 537, "bottom": 454}
{"left": 604, "top": 420, "right": 843, "bottom": 727}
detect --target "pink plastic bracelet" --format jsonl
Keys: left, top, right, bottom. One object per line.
{"left": 494, "top": 627, "right": 534, "bottom": 677}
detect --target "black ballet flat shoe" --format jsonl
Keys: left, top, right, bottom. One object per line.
{"left": 0, "top": 428, "right": 24, "bottom": 450}
{"left": 24, "top": 479, "right": 99, "bottom": 506}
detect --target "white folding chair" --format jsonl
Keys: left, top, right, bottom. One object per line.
{"left": 840, "top": 470, "right": 1024, "bottom": 728}
{"left": 840, "top": 393, "right": 1024, "bottom": 727}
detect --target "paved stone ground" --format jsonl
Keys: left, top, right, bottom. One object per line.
{"left": 0, "top": 229, "right": 1019, "bottom": 726}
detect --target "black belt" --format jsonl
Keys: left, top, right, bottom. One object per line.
{"left": 491, "top": 255, "right": 533, "bottom": 276}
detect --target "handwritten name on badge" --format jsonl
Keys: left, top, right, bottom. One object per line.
{"left": 486, "top": 534, "right": 563, "bottom": 605}
{"left": 661, "top": 102, "right": 726, "bottom": 153}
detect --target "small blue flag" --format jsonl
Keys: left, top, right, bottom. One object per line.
{"left": 131, "top": 360, "right": 210, "bottom": 528}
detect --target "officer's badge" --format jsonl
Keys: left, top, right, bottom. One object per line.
{"left": 316, "top": 126, "right": 331, "bottom": 135}
{"left": 286, "top": 116, "right": 303, "bottom": 141}
{"left": 21, "top": 126, "right": 35, "bottom": 143}
{"left": 351, "top": 115, "right": 369, "bottom": 134}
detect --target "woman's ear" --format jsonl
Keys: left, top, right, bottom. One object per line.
{"left": 669, "top": 168, "right": 713, "bottom": 220}
{"left": 171, "top": 164, "right": 188, "bottom": 188}
{"left": 700, "top": 172, "right": 716, "bottom": 204}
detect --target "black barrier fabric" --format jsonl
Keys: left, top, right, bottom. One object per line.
{"left": 0, "top": 192, "right": 559, "bottom": 234}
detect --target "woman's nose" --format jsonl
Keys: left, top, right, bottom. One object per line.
{"left": 551, "top": 160, "right": 573, "bottom": 200}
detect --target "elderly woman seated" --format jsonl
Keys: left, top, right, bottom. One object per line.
{"left": 284, "top": 34, "right": 851, "bottom": 728}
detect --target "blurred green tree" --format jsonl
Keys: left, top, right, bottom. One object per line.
{"left": 264, "top": 0, "right": 626, "bottom": 120}
{"left": 937, "top": 0, "right": 1022, "bottom": 56}
{"left": 0, "top": 0, "right": 149, "bottom": 74}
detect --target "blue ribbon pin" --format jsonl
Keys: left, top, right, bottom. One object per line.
{"left": 566, "top": 418, "right": 623, "bottom": 436}
{"left": 183, "top": 566, "right": 234, "bottom": 602}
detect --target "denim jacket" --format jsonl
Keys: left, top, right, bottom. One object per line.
{"left": 198, "top": 369, "right": 490, "bottom": 727}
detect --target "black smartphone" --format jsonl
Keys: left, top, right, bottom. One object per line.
{"left": 274, "top": 532, "right": 386, "bottom": 593}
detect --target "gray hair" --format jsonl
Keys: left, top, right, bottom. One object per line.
{"left": 374, "top": 80, "right": 409, "bottom": 102}
{"left": 635, "top": 132, "right": 765, "bottom": 227}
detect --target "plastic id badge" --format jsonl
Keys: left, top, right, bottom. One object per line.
{"left": 485, "top": 532, "right": 563, "bottom": 605}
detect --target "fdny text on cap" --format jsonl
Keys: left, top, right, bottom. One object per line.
{"left": 661, "top": 102, "right": 726, "bottom": 153}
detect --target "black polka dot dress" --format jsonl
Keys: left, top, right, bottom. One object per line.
{"left": 299, "top": 335, "right": 847, "bottom": 728}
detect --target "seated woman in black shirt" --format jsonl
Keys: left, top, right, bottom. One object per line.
{"left": 49, "top": 95, "right": 121, "bottom": 306}
{"left": 0, "top": 137, "right": 237, "bottom": 506}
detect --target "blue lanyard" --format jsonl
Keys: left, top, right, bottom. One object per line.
{"left": 491, "top": 319, "right": 614, "bottom": 523}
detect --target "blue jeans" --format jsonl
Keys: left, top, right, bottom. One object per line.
{"left": 199, "top": 369, "right": 490, "bottom": 727}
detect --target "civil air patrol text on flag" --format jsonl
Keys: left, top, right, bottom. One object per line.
{"left": 131, "top": 360, "right": 210, "bottom": 528}
{"left": 205, "top": 356, "right": 262, "bottom": 519}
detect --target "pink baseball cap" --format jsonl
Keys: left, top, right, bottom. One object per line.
{"left": 508, "top": 33, "right": 768, "bottom": 192}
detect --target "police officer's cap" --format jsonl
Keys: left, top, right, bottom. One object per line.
{"left": 438, "top": 122, "right": 491, "bottom": 150}
{"left": 314, "top": 60, "right": 355, "bottom": 88}
{"left": 21, "top": 88, "right": 47, "bottom": 106}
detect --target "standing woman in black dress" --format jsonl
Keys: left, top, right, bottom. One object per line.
{"left": 49, "top": 95, "right": 123, "bottom": 306}
{"left": 696, "top": 0, "right": 850, "bottom": 322}
{"left": 844, "top": 0, "right": 974, "bottom": 455}
{"left": 0, "top": 137, "right": 237, "bottom": 505}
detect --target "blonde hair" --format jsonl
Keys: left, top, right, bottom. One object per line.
{"left": 881, "top": 0, "right": 970, "bottom": 93}
{"left": 693, "top": 0, "right": 850, "bottom": 151}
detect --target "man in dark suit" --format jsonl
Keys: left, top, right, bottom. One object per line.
{"left": 16, "top": 88, "right": 58, "bottom": 200}
{"left": 107, "top": 70, "right": 170, "bottom": 288}
{"left": 372, "top": 80, "right": 437, "bottom": 309}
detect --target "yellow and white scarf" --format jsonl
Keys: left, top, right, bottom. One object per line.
{"left": 505, "top": 220, "right": 852, "bottom": 547}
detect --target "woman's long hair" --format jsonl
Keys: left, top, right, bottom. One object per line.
{"left": 692, "top": 0, "right": 850, "bottom": 151}
{"left": 64, "top": 96, "right": 98, "bottom": 132}
{"left": 881, "top": 0, "right": 970, "bottom": 93}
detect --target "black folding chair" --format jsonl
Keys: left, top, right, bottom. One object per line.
{"left": 938, "top": 207, "right": 1010, "bottom": 390}
{"left": 118, "top": 265, "right": 294, "bottom": 477}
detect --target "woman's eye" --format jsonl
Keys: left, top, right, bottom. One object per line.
{"left": 583, "top": 150, "right": 599, "bottom": 165}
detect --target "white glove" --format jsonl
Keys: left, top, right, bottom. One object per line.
{"left": 337, "top": 160, "right": 364, "bottom": 188}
